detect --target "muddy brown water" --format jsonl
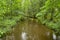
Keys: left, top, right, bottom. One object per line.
{"left": 0, "top": 20, "right": 53, "bottom": 40}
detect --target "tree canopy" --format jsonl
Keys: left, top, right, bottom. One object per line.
{"left": 0, "top": 0, "right": 60, "bottom": 37}
{"left": 36, "top": 0, "right": 60, "bottom": 34}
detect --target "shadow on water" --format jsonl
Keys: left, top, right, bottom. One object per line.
{"left": 0, "top": 19, "right": 54, "bottom": 40}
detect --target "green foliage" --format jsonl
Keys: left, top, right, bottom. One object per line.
{"left": 36, "top": 0, "right": 60, "bottom": 34}
{"left": 0, "top": 0, "right": 42, "bottom": 37}
{"left": 0, "top": 0, "right": 60, "bottom": 37}
{"left": 0, "top": 0, "right": 24, "bottom": 37}
{"left": 21, "top": 0, "right": 41, "bottom": 17}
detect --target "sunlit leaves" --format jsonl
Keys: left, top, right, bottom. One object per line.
{"left": 36, "top": 0, "right": 60, "bottom": 33}
{"left": 0, "top": 0, "right": 23, "bottom": 37}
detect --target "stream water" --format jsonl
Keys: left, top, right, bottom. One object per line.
{"left": 0, "top": 19, "right": 54, "bottom": 40}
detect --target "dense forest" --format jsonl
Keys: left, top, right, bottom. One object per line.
{"left": 0, "top": 0, "right": 60, "bottom": 37}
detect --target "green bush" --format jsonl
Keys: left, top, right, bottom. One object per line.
{"left": 36, "top": 0, "right": 60, "bottom": 34}
{"left": 0, "top": 0, "right": 24, "bottom": 37}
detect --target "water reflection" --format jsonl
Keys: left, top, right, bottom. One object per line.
{"left": 53, "top": 33, "right": 56, "bottom": 40}
{"left": 21, "top": 32, "right": 27, "bottom": 40}
{"left": 1, "top": 20, "right": 54, "bottom": 40}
